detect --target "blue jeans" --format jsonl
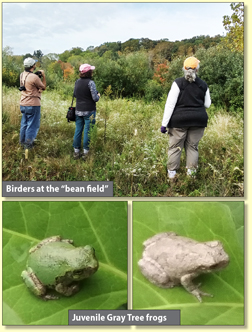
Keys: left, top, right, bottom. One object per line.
{"left": 20, "top": 106, "right": 41, "bottom": 148}
{"left": 73, "top": 111, "right": 96, "bottom": 150}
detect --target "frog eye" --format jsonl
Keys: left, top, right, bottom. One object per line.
{"left": 74, "top": 269, "right": 84, "bottom": 275}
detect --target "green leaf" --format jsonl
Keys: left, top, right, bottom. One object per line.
{"left": 133, "top": 202, "right": 244, "bottom": 325}
{"left": 219, "top": 202, "right": 244, "bottom": 249}
{"left": 3, "top": 201, "right": 128, "bottom": 325}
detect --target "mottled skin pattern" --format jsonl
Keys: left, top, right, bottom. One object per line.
{"left": 138, "top": 232, "right": 229, "bottom": 301}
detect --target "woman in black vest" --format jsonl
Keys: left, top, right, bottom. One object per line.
{"left": 73, "top": 63, "right": 100, "bottom": 159}
{"left": 161, "top": 57, "right": 211, "bottom": 179}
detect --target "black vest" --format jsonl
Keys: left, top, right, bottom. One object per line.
{"left": 74, "top": 78, "right": 96, "bottom": 112}
{"left": 168, "top": 76, "right": 208, "bottom": 128}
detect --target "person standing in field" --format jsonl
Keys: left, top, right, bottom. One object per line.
{"left": 161, "top": 56, "right": 211, "bottom": 179}
{"left": 19, "top": 57, "right": 46, "bottom": 149}
{"left": 73, "top": 63, "right": 100, "bottom": 160}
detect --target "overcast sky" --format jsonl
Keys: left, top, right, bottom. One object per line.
{"left": 3, "top": 2, "right": 233, "bottom": 56}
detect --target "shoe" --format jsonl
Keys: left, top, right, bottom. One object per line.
{"left": 168, "top": 170, "right": 176, "bottom": 179}
{"left": 81, "top": 152, "right": 89, "bottom": 160}
{"left": 187, "top": 168, "right": 196, "bottom": 177}
{"left": 73, "top": 151, "right": 80, "bottom": 160}
{"left": 23, "top": 142, "right": 34, "bottom": 149}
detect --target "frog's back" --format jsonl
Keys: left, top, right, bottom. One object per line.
{"left": 146, "top": 234, "right": 200, "bottom": 256}
{"left": 146, "top": 235, "right": 207, "bottom": 275}
{"left": 27, "top": 242, "right": 76, "bottom": 285}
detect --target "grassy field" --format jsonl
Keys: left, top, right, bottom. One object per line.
{"left": 2, "top": 86, "right": 244, "bottom": 197}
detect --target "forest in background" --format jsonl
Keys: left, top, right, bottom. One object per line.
{"left": 3, "top": 16, "right": 243, "bottom": 113}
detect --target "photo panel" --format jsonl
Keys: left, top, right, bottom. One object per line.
{"left": 132, "top": 201, "right": 244, "bottom": 326}
{"left": 2, "top": 201, "right": 128, "bottom": 325}
{"left": 2, "top": 2, "right": 244, "bottom": 198}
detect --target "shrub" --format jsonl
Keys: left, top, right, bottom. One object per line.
{"left": 195, "top": 46, "right": 244, "bottom": 113}
{"left": 92, "top": 52, "right": 153, "bottom": 98}
{"left": 144, "top": 80, "right": 164, "bottom": 101}
{"left": 2, "top": 48, "right": 21, "bottom": 87}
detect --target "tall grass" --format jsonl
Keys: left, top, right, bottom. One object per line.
{"left": 2, "top": 86, "right": 243, "bottom": 196}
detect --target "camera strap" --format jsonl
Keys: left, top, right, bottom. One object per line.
{"left": 71, "top": 82, "right": 77, "bottom": 106}
{"left": 20, "top": 72, "right": 31, "bottom": 87}
{"left": 71, "top": 94, "right": 75, "bottom": 107}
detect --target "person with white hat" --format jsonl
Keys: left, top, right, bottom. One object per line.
{"left": 160, "top": 56, "right": 211, "bottom": 179}
{"left": 19, "top": 57, "right": 46, "bottom": 150}
{"left": 72, "top": 63, "right": 100, "bottom": 160}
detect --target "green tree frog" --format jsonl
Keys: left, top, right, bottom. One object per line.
{"left": 21, "top": 235, "right": 99, "bottom": 300}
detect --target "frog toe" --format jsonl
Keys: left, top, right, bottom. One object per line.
{"left": 55, "top": 283, "right": 80, "bottom": 296}
{"left": 192, "top": 289, "right": 213, "bottom": 302}
{"left": 199, "top": 290, "right": 213, "bottom": 298}
{"left": 43, "top": 294, "right": 60, "bottom": 300}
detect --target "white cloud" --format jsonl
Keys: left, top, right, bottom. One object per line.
{"left": 2, "top": 2, "right": 233, "bottom": 55}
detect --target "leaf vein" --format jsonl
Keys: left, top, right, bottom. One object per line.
{"left": 78, "top": 202, "right": 111, "bottom": 265}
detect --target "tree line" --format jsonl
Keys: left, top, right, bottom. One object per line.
{"left": 2, "top": 3, "right": 244, "bottom": 113}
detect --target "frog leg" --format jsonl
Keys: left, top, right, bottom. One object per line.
{"left": 55, "top": 283, "right": 80, "bottom": 296}
{"left": 29, "top": 236, "right": 74, "bottom": 254}
{"left": 21, "top": 267, "right": 58, "bottom": 300}
{"left": 138, "top": 258, "right": 174, "bottom": 288}
{"left": 180, "top": 274, "right": 213, "bottom": 302}
{"left": 21, "top": 268, "right": 46, "bottom": 297}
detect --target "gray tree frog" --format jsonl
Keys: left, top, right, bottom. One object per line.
{"left": 138, "top": 232, "right": 229, "bottom": 302}
{"left": 21, "top": 235, "right": 99, "bottom": 300}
